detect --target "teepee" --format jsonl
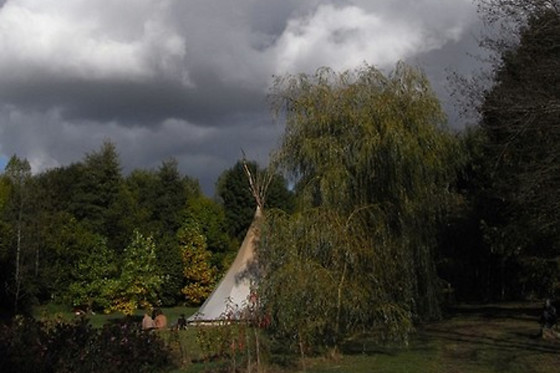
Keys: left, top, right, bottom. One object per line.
{"left": 188, "top": 160, "right": 271, "bottom": 323}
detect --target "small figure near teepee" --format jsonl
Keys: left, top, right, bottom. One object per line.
{"left": 540, "top": 299, "right": 558, "bottom": 339}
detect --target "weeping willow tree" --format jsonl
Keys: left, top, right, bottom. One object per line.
{"left": 259, "top": 63, "right": 459, "bottom": 350}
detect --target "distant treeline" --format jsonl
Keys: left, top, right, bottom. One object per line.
{"left": 0, "top": 144, "right": 294, "bottom": 315}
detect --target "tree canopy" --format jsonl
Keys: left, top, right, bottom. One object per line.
{"left": 0, "top": 141, "right": 238, "bottom": 315}
{"left": 442, "top": 0, "right": 560, "bottom": 301}
{"left": 260, "top": 63, "right": 459, "bottom": 348}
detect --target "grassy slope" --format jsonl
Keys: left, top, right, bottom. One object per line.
{"left": 305, "top": 303, "right": 560, "bottom": 373}
{"left": 32, "top": 302, "right": 560, "bottom": 372}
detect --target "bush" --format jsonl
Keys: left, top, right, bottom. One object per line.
{"left": 93, "top": 319, "right": 171, "bottom": 372}
{"left": 0, "top": 317, "right": 48, "bottom": 373}
{"left": 195, "top": 322, "right": 268, "bottom": 373}
{"left": 0, "top": 316, "right": 172, "bottom": 373}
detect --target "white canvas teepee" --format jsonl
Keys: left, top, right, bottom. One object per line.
{"left": 187, "top": 206, "right": 263, "bottom": 322}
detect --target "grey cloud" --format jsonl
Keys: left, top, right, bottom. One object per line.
{"left": 0, "top": 0, "right": 485, "bottom": 194}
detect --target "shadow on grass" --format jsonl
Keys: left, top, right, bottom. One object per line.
{"left": 420, "top": 326, "right": 558, "bottom": 353}
{"left": 105, "top": 314, "right": 143, "bottom": 325}
{"left": 341, "top": 303, "right": 558, "bottom": 358}
{"left": 445, "top": 304, "right": 541, "bottom": 321}
{"left": 419, "top": 303, "right": 559, "bottom": 356}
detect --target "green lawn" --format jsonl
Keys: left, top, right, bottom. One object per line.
{"left": 303, "top": 303, "right": 560, "bottom": 373}
{"left": 32, "top": 303, "right": 199, "bottom": 328}
{"left": 32, "top": 302, "right": 560, "bottom": 372}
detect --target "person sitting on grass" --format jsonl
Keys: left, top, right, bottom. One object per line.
{"left": 142, "top": 311, "right": 155, "bottom": 331}
{"left": 540, "top": 299, "right": 557, "bottom": 338}
{"left": 153, "top": 308, "right": 168, "bottom": 330}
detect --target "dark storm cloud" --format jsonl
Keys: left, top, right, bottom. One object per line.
{"left": 0, "top": 0, "right": 484, "bottom": 194}
{"left": 0, "top": 76, "right": 266, "bottom": 127}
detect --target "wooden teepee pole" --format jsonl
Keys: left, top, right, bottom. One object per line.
{"left": 241, "top": 152, "right": 274, "bottom": 211}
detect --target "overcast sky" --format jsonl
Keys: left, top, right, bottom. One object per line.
{"left": 0, "top": 0, "right": 486, "bottom": 195}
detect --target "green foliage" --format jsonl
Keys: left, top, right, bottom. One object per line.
{"left": 0, "top": 218, "right": 11, "bottom": 263}
{"left": 179, "top": 221, "right": 217, "bottom": 305}
{"left": 260, "top": 209, "right": 413, "bottom": 350}
{"left": 195, "top": 322, "right": 267, "bottom": 372}
{"left": 104, "top": 183, "right": 139, "bottom": 255}
{"left": 448, "top": 2, "right": 560, "bottom": 300}
{"left": 156, "top": 235, "right": 185, "bottom": 307}
{"left": 32, "top": 164, "right": 83, "bottom": 215}
{"left": 187, "top": 195, "right": 234, "bottom": 271}
{"left": 271, "top": 63, "right": 456, "bottom": 214}
{"left": 71, "top": 141, "right": 122, "bottom": 243}
{"left": 125, "top": 168, "right": 159, "bottom": 234}
{"left": 125, "top": 161, "right": 193, "bottom": 307}
{"left": 66, "top": 234, "right": 117, "bottom": 312}
{"left": 0, "top": 173, "right": 10, "bottom": 212}
{"left": 483, "top": 7, "right": 560, "bottom": 231}
{"left": 153, "top": 158, "right": 188, "bottom": 236}
{"left": 1, "top": 155, "right": 35, "bottom": 313}
{"left": 263, "top": 63, "right": 459, "bottom": 349}
{"left": 108, "top": 231, "right": 163, "bottom": 315}
{"left": 0, "top": 177, "right": 13, "bottom": 310}
{"left": 35, "top": 213, "right": 99, "bottom": 303}
{"left": 0, "top": 142, "right": 204, "bottom": 313}
{"left": 4, "top": 155, "right": 32, "bottom": 189}
{"left": 125, "top": 163, "right": 195, "bottom": 236}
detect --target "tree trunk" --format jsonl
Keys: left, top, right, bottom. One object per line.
{"left": 35, "top": 245, "right": 39, "bottom": 278}
{"left": 500, "top": 257, "right": 506, "bottom": 301}
{"left": 335, "top": 261, "right": 347, "bottom": 341}
{"left": 254, "top": 327, "right": 261, "bottom": 372}
{"left": 299, "top": 332, "right": 306, "bottom": 372}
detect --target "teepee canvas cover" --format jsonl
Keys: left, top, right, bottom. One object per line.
{"left": 188, "top": 206, "right": 263, "bottom": 322}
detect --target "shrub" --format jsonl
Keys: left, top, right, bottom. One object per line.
{"left": 93, "top": 319, "right": 171, "bottom": 373}
{"left": 0, "top": 316, "right": 49, "bottom": 373}
{"left": 195, "top": 321, "right": 268, "bottom": 373}
{"left": 0, "top": 316, "right": 172, "bottom": 373}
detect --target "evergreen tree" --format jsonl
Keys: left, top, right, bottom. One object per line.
{"left": 153, "top": 158, "right": 187, "bottom": 236}
{"left": 216, "top": 161, "right": 256, "bottom": 241}
{"left": 70, "top": 141, "right": 123, "bottom": 251}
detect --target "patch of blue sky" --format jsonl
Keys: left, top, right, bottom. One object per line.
{"left": 0, "top": 155, "right": 7, "bottom": 172}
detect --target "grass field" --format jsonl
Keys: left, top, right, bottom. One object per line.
{"left": 302, "top": 303, "right": 560, "bottom": 373}
{"left": 32, "top": 302, "right": 560, "bottom": 372}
